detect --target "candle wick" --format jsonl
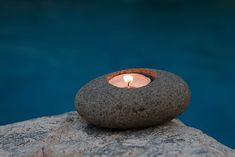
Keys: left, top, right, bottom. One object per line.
{"left": 127, "top": 81, "right": 131, "bottom": 88}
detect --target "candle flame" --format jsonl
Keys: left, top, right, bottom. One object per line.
{"left": 123, "top": 74, "right": 133, "bottom": 84}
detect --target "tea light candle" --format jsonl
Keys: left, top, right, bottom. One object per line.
{"left": 108, "top": 73, "right": 151, "bottom": 88}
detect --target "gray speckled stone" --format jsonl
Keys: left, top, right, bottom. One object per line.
{"left": 75, "top": 68, "right": 190, "bottom": 129}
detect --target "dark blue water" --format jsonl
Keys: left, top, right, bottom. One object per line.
{"left": 0, "top": 0, "right": 234, "bottom": 148}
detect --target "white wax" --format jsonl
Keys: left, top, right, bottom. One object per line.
{"left": 108, "top": 73, "right": 151, "bottom": 88}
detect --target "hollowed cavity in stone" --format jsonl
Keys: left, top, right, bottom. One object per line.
{"left": 107, "top": 68, "right": 157, "bottom": 88}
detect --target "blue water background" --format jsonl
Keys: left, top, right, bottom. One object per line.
{"left": 0, "top": 0, "right": 234, "bottom": 148}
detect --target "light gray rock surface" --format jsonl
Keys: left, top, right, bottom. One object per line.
{"left": 0, "top": 111, "right": 234, "bottom": 157}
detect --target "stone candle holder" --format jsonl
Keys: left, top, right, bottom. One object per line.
{"left": 75, "top": 68, "right": 190, "bottom": 129}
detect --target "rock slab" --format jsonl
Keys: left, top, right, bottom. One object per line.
{"left": 0, "top": 112, "right": 234, "bottom": 157}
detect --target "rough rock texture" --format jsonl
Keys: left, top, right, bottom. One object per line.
{"left": 76, "top": 68, "right": 190, "bottom": 129}
{"left": 0, "top": 112, "right": 234, "bottom": 157}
